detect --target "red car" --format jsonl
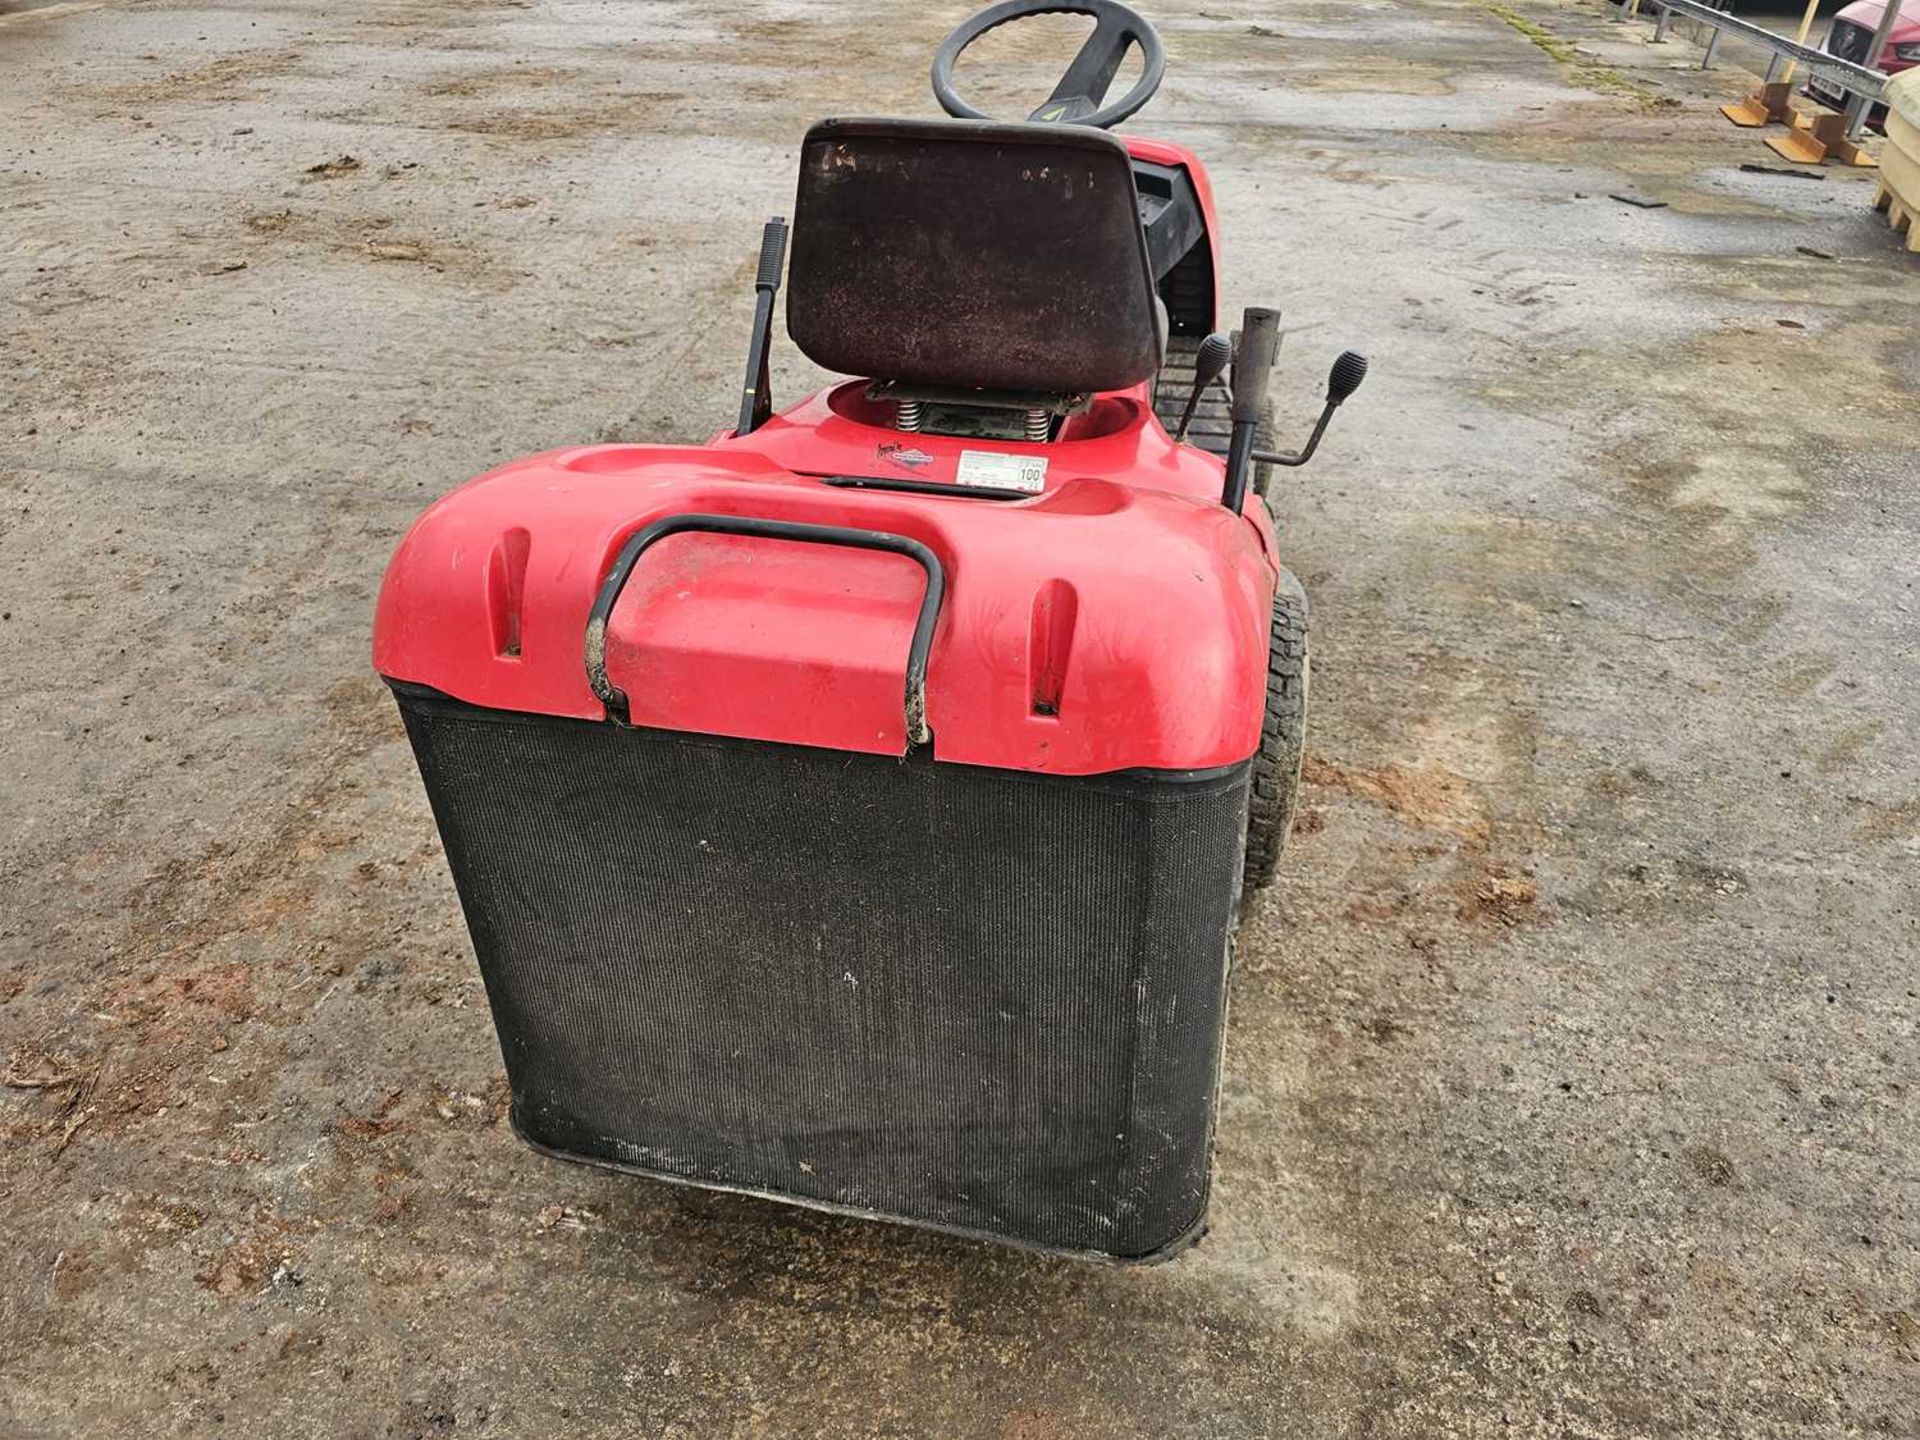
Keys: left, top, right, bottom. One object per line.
{"left": 1811, "top": 0, "right": 1920, "bottom": 124}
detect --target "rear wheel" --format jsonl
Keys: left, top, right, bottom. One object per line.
{"left": 1243, "top": 565, "right": 1309, "bottom": 891}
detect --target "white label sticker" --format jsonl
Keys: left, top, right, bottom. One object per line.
{"left": 956, "top": 449, "right": 1047, "bottom": 494}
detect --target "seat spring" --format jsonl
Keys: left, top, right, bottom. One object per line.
{"left": 1025, "top": 409, "right": 1050, "bottom": 443}
{"left": 896, "top": 399, "right": 924, "bottom": 432}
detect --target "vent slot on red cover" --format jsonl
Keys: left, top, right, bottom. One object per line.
{"left": 1029, "top": 579, "right": 1079, "bottom": 718}
{"left": 487, "top": 528, "right": 531, "bottom": 659}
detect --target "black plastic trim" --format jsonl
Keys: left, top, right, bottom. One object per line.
{"left": 820, "top": 474, "right": 1028, "bottom": 502}
{"left": 1131, "top": 158, "right": 1205, "bottom": 283}
{"left": 381, "top": 679, "right": 1253, "bottom": 787}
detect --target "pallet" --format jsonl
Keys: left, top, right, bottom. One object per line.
{"left": 1873, "top": 183, "right": 1920, "bottom": 251}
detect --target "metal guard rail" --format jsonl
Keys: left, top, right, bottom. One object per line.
{"left": 1617, "top": 0, "right": 1888, "bottom": 104}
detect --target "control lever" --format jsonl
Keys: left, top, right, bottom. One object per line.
{"left": 736, "top": 215, "right": 788, "bottom": 437}
{"left": 1251, "top": 351, "right": 1369, "bottom": 470}
{"left": 1172, "top": 331, "right": 1232, "bottom": 443}
{"left": 1220, "top": 307, "right": 1279, "bottom": 512}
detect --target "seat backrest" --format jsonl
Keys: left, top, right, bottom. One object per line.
{"left": 786, "top": 118, "right": 1162, "bottom": 396}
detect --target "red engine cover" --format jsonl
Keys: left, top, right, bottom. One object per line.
{"left": 374, "top": 381, "right": 1278, "bottom": 775}
{"left": 375, "top": 135, "right": 1276, "bottom": 776}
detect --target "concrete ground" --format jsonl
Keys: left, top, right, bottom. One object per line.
{"left": 2, "top": 0, "right": 1916, "bottom": 1435}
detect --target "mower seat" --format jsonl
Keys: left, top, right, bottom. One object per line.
{"left": 786, "top": 118, "right": 1163, "bottom": 397}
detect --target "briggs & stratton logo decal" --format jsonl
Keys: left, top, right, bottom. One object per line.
{"left": 877, "top": 442, "right": 934, "bottom": 471}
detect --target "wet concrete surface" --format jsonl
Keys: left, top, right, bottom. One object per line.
{"left": 1, "top": 0, "right": 1916, "bottom": 1435}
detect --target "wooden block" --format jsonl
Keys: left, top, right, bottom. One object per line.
{"left": 1723, "top": 82, "right": 1795, "bottom": 129}
{"left": 1807, "top": 112, "right": 1848, "bottom": 145}
{"left": 1766, "top": 130, "right": 1830, "bottom": 164}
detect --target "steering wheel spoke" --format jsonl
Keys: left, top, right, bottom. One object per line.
{"left": 932, "top": 0, "right": 1165, "bottom": 131}
{"left": 1029, "top": 14, "right": 1134, "bottom": 124}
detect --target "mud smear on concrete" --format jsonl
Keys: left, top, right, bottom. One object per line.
{"left": 4, "top": 678, "right": 401, "bottom": 1156}
{"left": 350, "top": 0, "right": 520, "bottom": 36}
{"left": 400, "top": 62, "right": 692, "bottom": 142}
{"left": 440, "top": 90, "right": 689, "bottom": 142}
{"left": 1293, "top": 59, "right": 1459, "bottom": 96}
{"left": 86, "top": 48, "right": 310, "bottom": 106}
{"left": 1301, "top": 747, "right": 1543, "bottom": 933}
{"left": 235, "top": 204, "right": 492, "bottom": 286}
{"left": 1304, "top": 754, "right": 1492, "bottom": 844}
{"left": 1453, "top": 117, "right": 1869, "bottom": 217}
{"left": 1480, "top": 315, "right": 1914, "bottom": 545}
{"left": 1483, "top": 3, "right": 1672, "bottom": 107}
{"left": 301, "top": 154, "right": 363, "bottom": 180}
{"left": 421, "top": 62, "right": 579, "bottom": 99}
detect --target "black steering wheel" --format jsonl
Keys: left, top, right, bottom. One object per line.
{"left": 932, "top": 0, "right": 1166, "bottom": 130}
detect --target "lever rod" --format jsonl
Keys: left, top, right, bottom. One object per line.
{"left": 1252, "top": 404, "right": 1337, "bottom": 469}
{"left": 1172, "top": 332, "right": 1233, "bottom": 443}
{"left": 1251, "top": 351, "right": 1369, "bottom": 470}
{"left": 1173, "top": 376, "right": 1228, "bottom": 444}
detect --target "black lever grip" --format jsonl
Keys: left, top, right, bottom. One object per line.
{"left": 755, "top": 216, "right": 788, "bottom": 291}
{"left": 1327, "top": 350, "right": 1368, "bottom": 405}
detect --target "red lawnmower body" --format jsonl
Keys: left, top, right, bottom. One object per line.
{"left": 374, "top": 138, "right": 1278, "bottom": 777}
{"left": 370, "top": 14, "right": 1362, "bottom": 1259}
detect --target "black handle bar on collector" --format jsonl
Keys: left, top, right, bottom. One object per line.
{"left": 931, "top": 0, "right": 1166, "bottom": 130}
{"left": 584, "top": 514, "right": 947, "bottom": 747}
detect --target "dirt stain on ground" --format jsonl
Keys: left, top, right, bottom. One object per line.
{"left": 89, "top": 48, "right": 308, "bottom": 105}
{"left": 1303, "top": 753, "right": 1491, "bottom": 845}
{"left": 1481, "top": 316, "right": 1914, "bottom": 544}
{"left": 1294, "top": 60, "right": 1458, "bottom": 97}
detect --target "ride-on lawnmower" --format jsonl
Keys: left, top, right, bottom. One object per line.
{"left": 374, "top": 0, "right": 1366, "bottom": 1262}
